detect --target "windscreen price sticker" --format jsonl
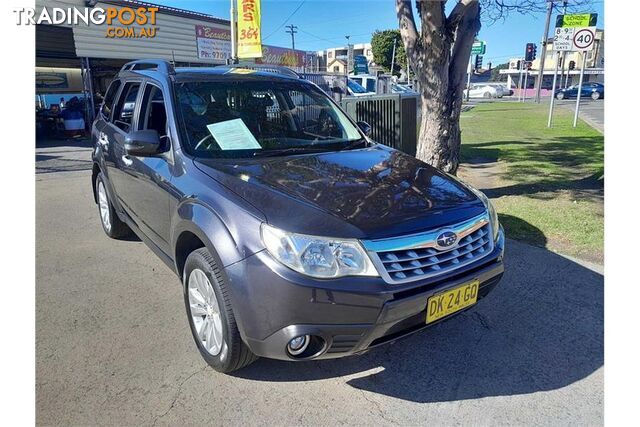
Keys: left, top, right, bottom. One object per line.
{"left": 553, "top": 26, "right": 596, "bottom": 51}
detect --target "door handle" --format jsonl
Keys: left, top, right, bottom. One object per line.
{"left": 122, "top": 154, "right": 133, "bottom": 166}
{"left": 98, "top": 132, "right": 109, "bottom": 150}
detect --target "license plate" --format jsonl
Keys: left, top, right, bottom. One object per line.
{"left": 426, "top": 280, "right": 479, "bottom": 324}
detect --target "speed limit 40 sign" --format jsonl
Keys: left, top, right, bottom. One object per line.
{"left": 573, "top": 27, "right": 596, "bottom": 50}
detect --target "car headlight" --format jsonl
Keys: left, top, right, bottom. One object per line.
{"left": 467, "top": 186, "right": 500, "bottom": 240}
{"left": 261, "top": 224, "right": 378, "bottom": 279}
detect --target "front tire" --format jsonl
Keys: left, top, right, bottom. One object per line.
{"left": 95, "top": 173, "right": 131, "bottom": 239}
{"left": 183, "top": 248, "right": 257, "bottom": 373}
{"left": 556, "top": 92, "right": 565, "bottom": 100}
{"left": 483, "top": 92, "right": 492, "bottom": 99}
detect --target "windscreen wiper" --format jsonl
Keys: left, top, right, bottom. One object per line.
{"left": 252, "top": 147, "right": 329, "bottom": 158}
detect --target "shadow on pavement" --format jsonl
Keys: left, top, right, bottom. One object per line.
{"left": 233, "top": 238, "right": 603, "bottom": 404}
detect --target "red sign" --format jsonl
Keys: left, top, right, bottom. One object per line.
{"left": 256, "top": 45, "right": 305, "bottom": 68}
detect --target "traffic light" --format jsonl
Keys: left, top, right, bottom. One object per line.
{"left": 525, "top": 43, "right": 537, "bottom": 61}
{"left": 568, "top": 60, "right": 576, "bottom": 70}
{"left": 474, "top": 55, "right": 483, "bottom": 70}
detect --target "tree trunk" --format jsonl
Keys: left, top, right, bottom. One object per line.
{"left": 396, "top": 0, "right": 481, "bottom": 174}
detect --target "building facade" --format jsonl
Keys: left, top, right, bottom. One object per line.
{"left": 501, "top": 29, "right": 604, "bottom": 91}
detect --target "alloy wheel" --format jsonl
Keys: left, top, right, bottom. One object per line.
{"left": 188, "top": 268, "right": 224, "bottom": 356}
{"left": 97, "top": 181, "right": 111, "bottom": 231}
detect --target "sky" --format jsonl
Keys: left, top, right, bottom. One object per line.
{"left": 151, "top": 0, "right": 604, "bottom": 66}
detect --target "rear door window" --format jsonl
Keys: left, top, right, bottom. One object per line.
{"left": 100, "top": 79, "right": 121, "bottom": 121}
{"left": 112, "top": 82, "right": 141, "bottom": 133}
{"left": 138, "top": 83, "right": 167, "bottom": 139}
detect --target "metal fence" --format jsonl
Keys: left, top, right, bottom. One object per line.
{"left": 340, "top": 94, "right": 418, "bottom": 156}
{"left": 299, "top": 73, "right": 419, "bottom": 156}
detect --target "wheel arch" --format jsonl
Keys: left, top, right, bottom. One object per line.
{"left": 172, "top": 200, "right": 245, "bottom": 279}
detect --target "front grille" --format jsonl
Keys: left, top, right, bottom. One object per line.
{"left": 363, "top": 213, "right": 494, "bottom": 284}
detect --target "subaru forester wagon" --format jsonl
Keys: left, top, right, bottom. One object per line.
{"left": 91, "top": 60, "right": 505, "bottom": 373}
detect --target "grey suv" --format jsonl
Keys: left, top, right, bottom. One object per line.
{"left": 92, "top": 60, "right": 505, "bottom": 373}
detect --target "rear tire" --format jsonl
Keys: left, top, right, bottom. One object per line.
{"left": 591, "top": 91, "right": 601, "bottom": 100}
{"left": 556, "top": 92, "right": 565, "bottom": 100}
{"left": 95, "top": 173, "right": 131, "bottom": 239}
{"left": 183, "top": 248, "right": 257, "bottom": 373}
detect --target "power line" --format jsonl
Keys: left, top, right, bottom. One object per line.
{"left": 296, "top": 29, "right": 371, "bottom": 47}
{"left": 263, "top": 0, "right": 306, "bottom": 41}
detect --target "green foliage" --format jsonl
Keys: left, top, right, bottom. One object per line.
{"left": 371, "top": 29, "right": 407, "bottom": 76}
{"left": 460, "top": 102, "right": 604, "bottom": 262}
{"left": 489, "top": 62, "right": 509, "bottom": 81}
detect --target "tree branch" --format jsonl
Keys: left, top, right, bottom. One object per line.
{"left": 395, "top": 0, "right": 423, "bottom": 63}
{"left": 447, "top": 0, "right": 477, "bottom": 31}
{"left": 449, "top": 0, "right": 481, "bottom": 96}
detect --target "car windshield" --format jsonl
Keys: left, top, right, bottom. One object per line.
{"left": 175, "top": 79, "right": 364, "bottom": 158}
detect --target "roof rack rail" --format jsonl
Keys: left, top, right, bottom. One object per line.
{"left": 217, "top": 63, "right": 302, "bottom": 79}
{"left": 120, "top": 59, "right": 175, "bottom": 75}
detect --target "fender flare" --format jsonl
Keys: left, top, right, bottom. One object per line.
{"left": 171, "top": 199, "right": 244, "bottom": 274}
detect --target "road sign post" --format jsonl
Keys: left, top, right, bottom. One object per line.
{"left": 517, "top": 58, "right": 524, "bottom": 101}
{"left": 466, "top": 40, "right": 486, "bottom": 101}
{"left": 466, "top": 58, "right": 472, "bottom": 101}
{"left": 522, "top": 68, "right": 529, "bottom": 102}
{"left": 547, "top": 51, "right": 560, "bottom": 127}
{"left": 548, "top": 13, "right": 597, "bottom": 127}
{"left": 573, "top": 52, "right": 587, "bottom": 127}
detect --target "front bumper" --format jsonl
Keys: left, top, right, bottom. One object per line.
{"left": 224, "top": 228, "right": 505, "bottom": 361}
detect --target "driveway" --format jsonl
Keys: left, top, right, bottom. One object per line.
{"left": 36, "top": 152, "right": 603, "bottom": 425}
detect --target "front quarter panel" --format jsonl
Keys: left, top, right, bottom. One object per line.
{"left": 169, "top": 157, "right": 266, "bottom": 269}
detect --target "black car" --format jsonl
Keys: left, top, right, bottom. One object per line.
{"left": 555, "top": 82, "right": 604, "bottom": 100}
{"left": 91, "top": 60, "right": 505, "bottom": 373}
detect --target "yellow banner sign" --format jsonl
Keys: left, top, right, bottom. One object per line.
{"left": 556, "top": 13, "right": 598, "bottom": 28}
{"left": 236, "top": 0, "right": 262, "bottom": 59}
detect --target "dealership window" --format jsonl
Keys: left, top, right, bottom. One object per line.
{"left": 138, "top": 84, "right": 167, "bottom": 139}
{"left": 112, "top": 82, "right": 141, "bottom": 132}
{"left": 101, "top": 79, "right": 121, "bottom": 121}
{"left": 333, "top": 66, "right": 339, "bottom": 72}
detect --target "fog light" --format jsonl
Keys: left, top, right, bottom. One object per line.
{"left": 287, "top": 335, "right": 310, "bottom": 356}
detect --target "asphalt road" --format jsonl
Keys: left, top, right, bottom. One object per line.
{"left": 36, "top": 142, "right": 603, "bottom": 425}
{"left": 555, "top": 98, "right": 604, "bottom": 133}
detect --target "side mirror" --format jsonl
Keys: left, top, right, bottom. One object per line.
{"left": 357, "top": 121, "right": 372, "bottom": 137}
{"left": 124, "top": 129, "right": 162, "bottom": 156}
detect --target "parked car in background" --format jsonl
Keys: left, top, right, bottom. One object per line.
{"left": 467, "top": 84, "right": 502, "bottom": 99}
{"left": 349, "top": 75, "right": 377, "bottom": 93}
{"left": 346, "top": 78, "right": 372, "bottom": 97}
{"left": 91, "top": 60, "right": 505, "bottom": 373}
{"left": 555, "top": 82, "right": 604, "bottom": 100}
{"left": 483, "top": 82, "right": 513, "bottom": 96}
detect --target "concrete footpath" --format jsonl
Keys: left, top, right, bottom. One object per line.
{"left": 36, "top": 167, "right": 603, "bottom": 425}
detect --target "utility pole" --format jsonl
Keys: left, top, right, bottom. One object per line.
{"left": 285, "top": 24, "right": 298, "bottom": 52}
{"left": 535, "top": 0, "right": 554, "bottom": 103}
{"left": 345, "top": 35, "right": 352, "bottom": 75}
{"left": 229, "top": 0, "right": 237, "bottom": 63}
{"left": 559, "top": 1, "right": 568, "bottom": 88}
{"left": 390, "top": 38, "right": 397, "bottom": 76}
